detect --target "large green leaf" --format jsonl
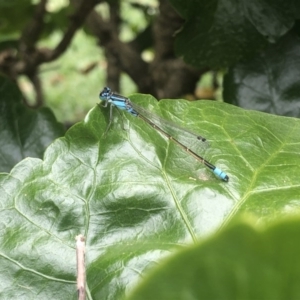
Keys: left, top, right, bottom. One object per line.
{"left": 0, "top": 93, "right": 300, "bottom": 298}
{"left": 170, "top": 0, "right": 297, "bottom": 68}
{"left": 0, "top": 0, "right": 34, "bottom": 35}
{"left": 223, "top": 34, "right": 300, "bottom": 117}
{"left": 126, "top": 218, "right": 300, "bottom": 300}
{"left": 0, "top": 76, "right": 64, "bottom": 172}
{"left": 167, "top": 0, "right": 193, "bottom": 18}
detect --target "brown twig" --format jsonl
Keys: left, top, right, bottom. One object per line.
{"left": 150, "top": 0, "right": 204, "bottom": 98}
{"left": 45, "top": 0, "right": 100, "bottom": 62}
{"left": 1, "top": 0, "right": 205, "bottom": 103}
{"left": 27, "top": 73, "right": 44, "bottom": 107}
{"left": 4, "top": 0, "right": 100, "bottom": 107}
{"left": 105, "top": 1, "right": 121, "bottom": 91}
{"left": 15, "top": 0, "right": 100, "bottom": 75}
{"left": 86, "top": 0, "right": 203, "bottom": 98}
{"left": 85, "top": 7, "right": 155, "bottom": 94}
{"left": 19, "top": 0, "right": 48, "bottom": 52}
{"left": 76, "top": 234, "right": 86, "bottom": 300}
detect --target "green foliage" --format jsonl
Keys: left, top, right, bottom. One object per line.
{"left": 170, "top": 0, "right": 298, "bottom": 69}
{"left": 166, "top": 0, "right": 192, "bottom": 18}
{"left": 168, "top": 0, "right": 300, "bottom": 115}
{"left": 0, "top": 0, "right": 33, "bottom": 37}
{"left": 43, "top": 6, "right": 73, "bottom": 35}
{"left": 126, "top": 218, "right": 300, "bottom": 300}
{"left": 0, "top": 0, "right": 71, "bottom": 38}
{"left": 1, "top": 89, "right": 300, "bottom": 297}
{"left": 1, "top": 1, "right": 300, "bottom": 298}
{"left": 0, "top": 76, "right": 64, "bottom": 173}
{"left": 223, "top": 33, "right": 300, "bottom": 117}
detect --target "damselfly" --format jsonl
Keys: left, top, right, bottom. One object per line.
{"left": 99, "top": 86, "right": 229, "bottom": 182}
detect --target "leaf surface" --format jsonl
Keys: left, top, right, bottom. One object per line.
{"left": 0, "top": 76, "right": 64, "bottom": 172}
{"left": 126, "top": 219, "right": 300, "bottom": 300}
{"left": 1, "top": 93, "right": 300, "bottom": 298}
{"left": 223, "top": 34, "right": 300, "bottom": 117}
{"left": 170, "top": 0, "right": 296, "bottom": 68}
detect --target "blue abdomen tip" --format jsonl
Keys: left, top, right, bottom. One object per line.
{"left": 213, "top": 167, "right": 229, "bottom": 182}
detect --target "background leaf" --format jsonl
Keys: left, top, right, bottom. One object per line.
{"left": 0, "top": 93, "right": 300, "bottom": 298}
{"left": 167, "top": 0, "right": 193, "bottom": 18}
{"left": 0, "top": 0, "right": 34, "bottom": 36}
{"left": 0, "top": 76, "right": 64, "bottom": 172}
{"left": 126, "top": 218, "right": 300, "bottom": 300}
{"left": 223, "top": 34, "right": 300, "bottom": 117}
{"left": 171, "top": 0, "right": 296, "bottom": 68}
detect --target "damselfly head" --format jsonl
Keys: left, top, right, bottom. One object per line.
{"left": 99, "top": 86, "right": 112, "bottom": 101}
